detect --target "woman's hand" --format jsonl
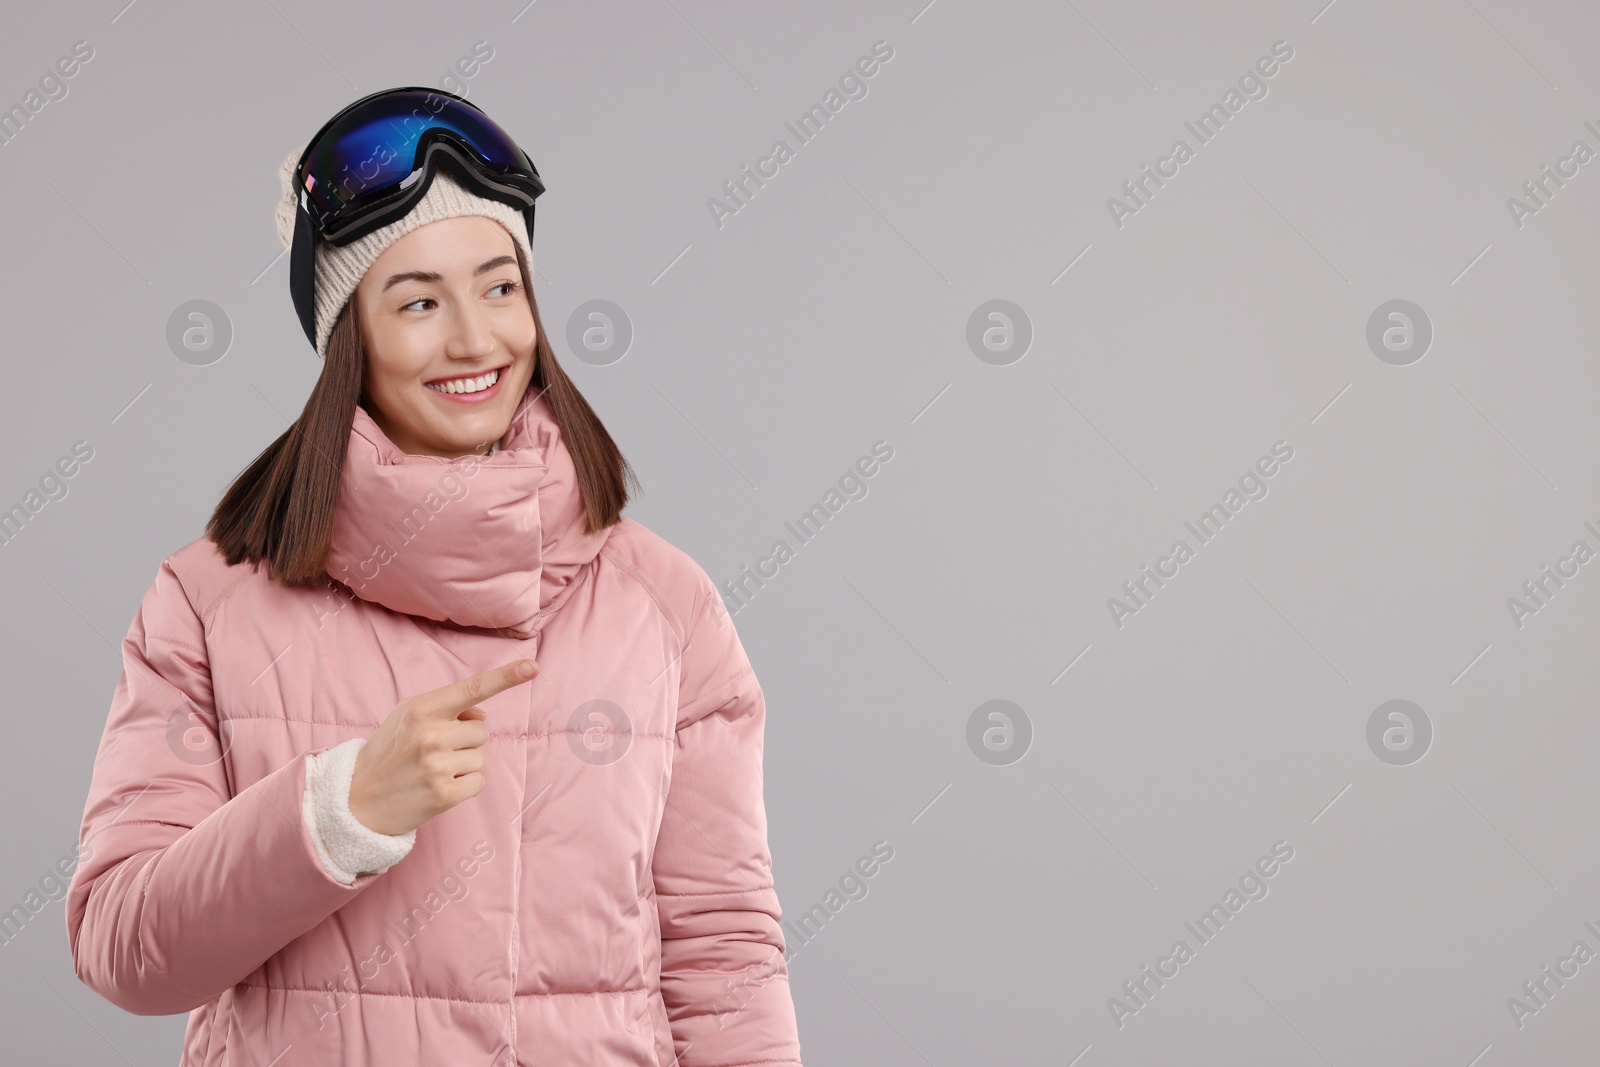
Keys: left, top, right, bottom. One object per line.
{"left": 347, "top": 658, "right": 539, "bottom": 836}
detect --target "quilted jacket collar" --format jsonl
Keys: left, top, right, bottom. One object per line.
{"left": 324, "top": 381, "right": 610, "bottom": 638}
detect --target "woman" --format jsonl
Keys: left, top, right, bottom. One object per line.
{"left": 65, "top": 87, "right": 804, "bottom": 1066}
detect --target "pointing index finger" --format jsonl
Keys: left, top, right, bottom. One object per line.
{"left": 411, "top": 659, "right": 539, "bottom": 718}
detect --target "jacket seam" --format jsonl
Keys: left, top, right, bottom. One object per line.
{"left": 234, "top": 981, "right": 652, "bottom": 1004}
{"left": 655, "top": 885, "right": 774, "bottom": 897}
{"left": 676, "top": 662, "right": 755, "bottom": 724}
{"left": 598, "top": 544, "right": 686, "bottom": 646}
{"left": 95, "top": 818, "right": 197, "bottom": 830}
{"left": 142, "top": 633, "right": 207, "bottom": 659}
{"left": 215, "top": 717, "right": 678, "bottom": 742}
{"left": 532, "top": 549, "right": 601, "bottom": 630}
{"left": 198, "top": 567, "right": 256, "bottom": 634}
{"left": 133, "top": 851, "right": 206, "bottom": 1004}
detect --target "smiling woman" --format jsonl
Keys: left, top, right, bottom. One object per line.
{"left": 199, "top": 157, "right": 628, "bottom": 587}
{"left": 65, "top": 86, "right": 805, "bottom": 1067}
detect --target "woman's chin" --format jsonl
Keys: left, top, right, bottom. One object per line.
{"left": 405, "top": 414, "right": 506, "bottom": 458}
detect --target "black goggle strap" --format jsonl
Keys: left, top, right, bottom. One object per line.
{"left": 290, "top": 202, "right": 319, "bottom": 353}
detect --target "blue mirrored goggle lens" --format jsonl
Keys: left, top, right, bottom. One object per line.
{"left": 300, "top": 89, "right": 527, "bottom": 217}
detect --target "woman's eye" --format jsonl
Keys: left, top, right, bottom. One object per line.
{"left": 401, "top": 282, "right": 517, "bottom": 312}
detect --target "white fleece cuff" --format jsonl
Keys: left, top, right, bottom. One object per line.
{"left": 301, "top": 737, "right": 416, "bottom": 885}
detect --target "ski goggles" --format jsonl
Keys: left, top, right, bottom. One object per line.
{"left": 288, "top": 86, "right": 545, "bottom": 349}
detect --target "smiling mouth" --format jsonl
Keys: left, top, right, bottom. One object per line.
{"left": 425, "top": 365, "right": 509, "bottom": 395}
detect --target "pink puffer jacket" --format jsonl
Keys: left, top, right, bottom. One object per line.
{"left": 65, "top": 382, "right": 804, "bottom": 1066}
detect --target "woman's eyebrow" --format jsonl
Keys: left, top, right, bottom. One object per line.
{"left": 381, "top": 255, "right": 519, "bottom": 293}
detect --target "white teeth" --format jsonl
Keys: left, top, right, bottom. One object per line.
{"left": 427, "top": 367, "right": 501, "bottom": 394}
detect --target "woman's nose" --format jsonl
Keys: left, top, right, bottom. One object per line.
{"left": 449, "top": 301, "right": 497, "bottom": 354}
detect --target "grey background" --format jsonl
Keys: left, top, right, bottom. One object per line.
{"left": 2, "top": 0, "right": 1597, "bottom": 1063}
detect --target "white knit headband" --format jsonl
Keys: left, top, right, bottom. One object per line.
{"left": 274, "top": 142, "right": 535, "bottom": 360}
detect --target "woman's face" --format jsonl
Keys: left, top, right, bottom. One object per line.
{"left": 355, "top": 215, "right": 538, "bottom": 459}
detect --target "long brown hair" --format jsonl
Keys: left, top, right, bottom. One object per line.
{"left": 206, "top": 242, "right": 637, "bottom": 587}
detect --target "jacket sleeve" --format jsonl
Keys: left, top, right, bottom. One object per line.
{"left": 652, "top": 573, "right": 803, "bottom": 1067}
{"left": 65, "top": 556, "right": 392, "bottom": 1016}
